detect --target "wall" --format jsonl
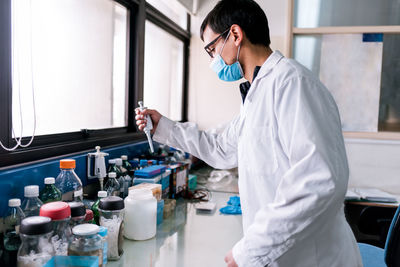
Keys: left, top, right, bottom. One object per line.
{"left": 188, "top": 0, "right": 400, "bottom": 196}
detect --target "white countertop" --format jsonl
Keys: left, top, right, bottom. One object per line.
{"left": 107, "top": 191, "right": 243, "bottom": 267}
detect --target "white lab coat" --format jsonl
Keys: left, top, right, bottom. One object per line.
{"left": 153, "top": 51, "right": 362, "bottom": 267}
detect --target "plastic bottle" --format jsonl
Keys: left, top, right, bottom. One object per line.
{"left": 104, "top": 172, "right": 120, "bottom": 197}
{"left": 21, "top": 185, "right": 43, "bottom": 217}
{"left": 73, "top": 188, "right": 83, "bottom": 202}
{"left": 121, "top": 155, "right": 134, "bottom": 176}
{"left": 55, "top": 159, "right": 83, "bottom": 202}
{"left": 91, "top": 191, "right": 107, "bottom": 225}
{"left": 3, "top": 199, "right": 25, "bottom": 267}
{"left": 124, "top": 188, "right": 157, "bottom": 240}
{"left": 40, "top": 177, "right": 62, "bottom": 204}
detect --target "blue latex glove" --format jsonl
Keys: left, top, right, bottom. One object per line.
{"left": 227, "top": 196, "right": 241, "bottom": 206}
{"left": 220, "top": 205, "right": 242, "bottom": 215}
{"left": 220, "top": 195, "right": 242, "bottom": 215}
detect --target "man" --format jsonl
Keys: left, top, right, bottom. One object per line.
{"left": 136, "top": 0, "right": 362, "bottom": 266}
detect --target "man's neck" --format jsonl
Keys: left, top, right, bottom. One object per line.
{"left": 241, "top": 45, "right": 273, "bottom": 82}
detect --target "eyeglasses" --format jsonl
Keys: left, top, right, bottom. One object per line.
{"left": 204, "top": 28, "right": 230, "bottom": 58}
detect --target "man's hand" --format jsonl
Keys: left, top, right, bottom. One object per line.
{"left": 225, "top": 250, "right": 238, "bottom": 267}
{"left": 135, "top": 108, "right": 162, "bottom": 134}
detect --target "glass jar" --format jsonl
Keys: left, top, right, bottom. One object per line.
{"left": 99, "top": 196, "right": 124, "bottom": 261}
{"left": 68, "top": 201, "right": 86, "bottom": 227}
{"left": 17, "top": 216, "right": 54, "bottom": 267}
{"left": 55, "top": 159, "right": 83, "bottom": 202}
{"left": 68, "top": 224, "right": 103, "bottom": 267}
{"left": 39, "top": 201, "right": 71, "bottom": 255}
{"left": 98, "top": 226, "right": 108, "bottom": 265}
{"left": 39, "top": 177, "right": 62, "bottom": 204}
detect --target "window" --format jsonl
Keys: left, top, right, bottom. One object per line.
{"left": 144, "top": 21, "right": 184, "bottom": 121}
{"left": 289, "top": 0, "right": 400, "bottom": 138}
{"left": 0, "top": 0, "right": 190, "bottom": 167}
{"left": 12, "top": 0, "right": 128, "bottom": 137}
{"left": 146, "top": 0, "right": 188, "bottom": 29}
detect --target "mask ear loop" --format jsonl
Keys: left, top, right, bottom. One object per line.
{"left": 218, "top": 31, "right": 231, "bottom": 56}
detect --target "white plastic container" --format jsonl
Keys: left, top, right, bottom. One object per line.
{"left": 124, "top": 189, "right": 157, "bottom": 240}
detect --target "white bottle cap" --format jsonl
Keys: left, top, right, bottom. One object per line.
{"left": 74, "top": 189, "right": 83, "bottom": 197}
{"left": 115, "top": 158, "right": 123, "bottom": 166}
{"left": 121, "top": 155, "right": 128, "bottom": 160}
{"left": 108, "top": 159, "right": 116, "bottom": 164}
{"left": 9, "top": 198, "right": 21, "bottom": 207}
{"left": 108, "top": 172, "right": 117, "bottom": 178}
{"left": 24, "top": 185, "right": 39, "bottom": 197}
{"left": 128, "top": 188, "right": 153, "bottom": 200}
{"left": 98, "top": 191, "right": 107, "bottom": 198}
{"left": 44, "top": 177, "right": 55, "bottom": 185}
{"left": 72, "top": 223, "right": 99, "bottom": 236}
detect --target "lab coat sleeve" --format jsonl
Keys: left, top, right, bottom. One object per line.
{"left": 153, "top": 115, "right": 239, "bottom": 169}
{"left": 232, "top": 76, "right": 348, "bottom": 266}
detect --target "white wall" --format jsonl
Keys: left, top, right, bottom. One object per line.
{"left": 188, "top": 0, "right": 400, "bottom": 194}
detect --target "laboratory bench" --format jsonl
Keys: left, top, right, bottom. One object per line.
{"left": 107, "top": 191, "right": 243, "bottom": 267}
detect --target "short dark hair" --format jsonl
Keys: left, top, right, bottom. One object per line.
{"left": 200, "top": 0, "right": 270, "bottom": 46}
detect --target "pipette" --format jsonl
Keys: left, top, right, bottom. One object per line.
{"left": 138, "top": 101, "right": 154, "bottom": 153}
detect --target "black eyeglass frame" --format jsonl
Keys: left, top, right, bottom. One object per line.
{"left": 204, "top": 28, "right": 230, "bottom": 58}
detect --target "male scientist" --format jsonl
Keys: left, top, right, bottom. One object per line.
{"left": 136, "top": 0, "right": 362, "bottom": 266}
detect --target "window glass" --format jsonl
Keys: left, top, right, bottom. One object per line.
{"left": 143, "top": 21, "right": 184, "bottom": 121}
{"left": 12, "top": 0, "right": 128, "bottom": 137}
{"left": 146, "top": 0, "right": 188, "bottom": 29}
{"left": 293, "top": 33, "right": 394, "bottom": 132}
{"left": 294, "top": 0, "right": 400, "bottom": 28}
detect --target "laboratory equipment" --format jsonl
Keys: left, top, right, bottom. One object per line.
{"left": 68, "top": 224, "right": 103, "bottom": 267}
{"left": 98, "top": 226, "right": 108, "bottom": 265}
{"left": 138, "top": 101, "right": 154, "bottom": 153}
{"left": 157, "top": 199, "right": 164, "bottom": 225}
{"left": 40, "top": 177, "right": 62, "bottom": 204}
{"left": 124, "top": 188, "right": 157, "bottom": 241}
{"left": 55, "top": 159, "right": 83, "bottom": 202}
{"left": 40, "top": 201, "right": 72, "bottom": 255}
{"left": 21, "top": 185, "right": 43, "bottom": 217}
{"left": 91, "top": 190, "right": 107, "bottom": 225}
{"left": 69, "top": 202, "right": 86, "bottom": 227}
{"left": 17, "top": 216, "right": 55, "bottom": 267}
{"left": 84, "top": 209, "right": 95, "bottom": 224}
{"left": 73, "top": 189, "right": 83, "bottom": 202}
{"left": 98, "top": 196, "right": 124, "bottom": 260}
{"left": 104, "top": 172, "right": 120, "bottom": 197}
{"left": 87, "top": 146, "right": 109, "bottom": 191}
{"left": 121, "top": 155, "right": 134, "bottom": 176}
{"left": 3, "top": 198, "right": 25, "bottom": 267}
{"left": 116, "top": 158, "right": 130, "bottom": 198}
{"left": 139, "top": 159, "right": 148, "bottom": 169}
{"left": 129, "top": 183, "right": 162, "bottom": 201}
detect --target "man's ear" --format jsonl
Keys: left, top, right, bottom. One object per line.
{"left": 230, "top": 24, "right": 243, "bottom": 46}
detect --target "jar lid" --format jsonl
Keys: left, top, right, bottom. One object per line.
{"left": 121, "top": 155, "right": 128, "bottom": 160}
{"left": 24, "top": 185, "right": 39, "bottom": 197}
{"left": 40, "top": 201, "right": 71, "bottom": 220}
{"left": 20, "top": 216, "right": 52, "bottom": 235}
{"left": 72, "top": 224, "right": 99, "bottom": 236}
{"left": 44, "top": 177, "right": 55, "bottom": 184}
{"left": 68, "top": 201, "right": 86, "bottom": 217}
{"left": 60, "top": 159, "right": 75, "bottom": 169}
{"left": 98, "top": 191, "right": 107, "bottom": 198}
{"left": 115, "top": 158, "right": 123, "bottom": 166}
{"left": 98, "top": 226, "right": 108, "bottom": 237}
{"left": 108, "top": 159, "right": 116, "bottom": 164}
{"left": 8, "top": 198, "right": 21, "bottom": 207}
{"left": 84, "top": 209, "right": 94, "bottom": 221}
{"left": 108, "top": 172, "right": 117, "bottom": 178}
{"left": 99, "top": 196, "right": 124, "bottom": 211}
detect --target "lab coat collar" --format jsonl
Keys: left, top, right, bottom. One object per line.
{"left": 244, "top": 50, "right": 284, "bottom": 105}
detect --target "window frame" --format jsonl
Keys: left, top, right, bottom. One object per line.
{"left": 286, "top": 0, "right": 400, "bottom": 140}
{"left": 0, "top": 0, "right": 191, "bottom": 168}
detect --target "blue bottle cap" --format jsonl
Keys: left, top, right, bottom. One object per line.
{"left": 98, "top": 226, "right": 108, "bottom": 237}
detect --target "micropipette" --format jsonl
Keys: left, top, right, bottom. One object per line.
{"left": 138, "top": 101, "right": 154, "bottom": 153}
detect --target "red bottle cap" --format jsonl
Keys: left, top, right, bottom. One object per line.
{"left": 40, "top": 201, "right": 71, "bottom": 220}
{"left": 85, "top": 209, "right": 94, "bottom": 221}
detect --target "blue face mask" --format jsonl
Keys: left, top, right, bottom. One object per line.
{"left": 210, "top": 32, "right": 243, "bottom": 82}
